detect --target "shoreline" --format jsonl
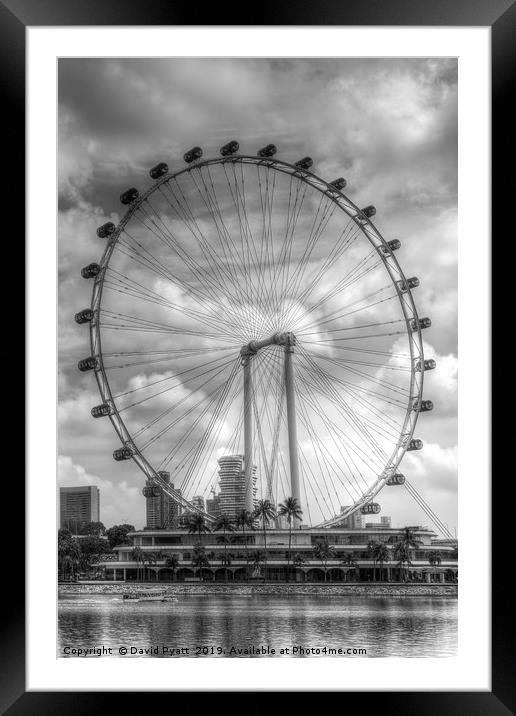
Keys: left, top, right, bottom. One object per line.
{"left": 59, "top": 582, "right": 457, "bottom": 597}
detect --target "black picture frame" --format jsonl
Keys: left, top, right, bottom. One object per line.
{"left": 9, "top": 0, "right": 508, "bottom": 711}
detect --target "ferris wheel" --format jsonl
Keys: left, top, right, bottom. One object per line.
{"left": 76, "top": 141, "right": 435, "bottom": 528}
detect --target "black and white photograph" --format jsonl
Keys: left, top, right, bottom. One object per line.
{"left": 56, "top": 56, "right": 460, "bottom": 660}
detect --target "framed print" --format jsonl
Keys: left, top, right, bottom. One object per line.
{"left": 9, "top": 0, "right": 509, "bottom": 710}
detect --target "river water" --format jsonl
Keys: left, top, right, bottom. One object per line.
{"left": 58, "top": 594, "right": 457, "bottom": 658}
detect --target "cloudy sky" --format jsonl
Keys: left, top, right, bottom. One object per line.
{"left": 58, "top": 58, "right": 457, "bottom": 533}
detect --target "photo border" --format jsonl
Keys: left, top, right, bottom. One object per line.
{"left": 9, "top": 0, "right": 507, "bottom": 710}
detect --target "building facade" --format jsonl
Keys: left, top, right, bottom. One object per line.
{"left": 143, "top": 473, "right": 181, "bottom": 529}
{"left": 217, "top": 454, "right": 257, "bottom": 518}
{"left": 97, "top": 525, "right": 458, "bottom": 584}
{"left": 60, "top": 486, "right": 100, "bottom": 532}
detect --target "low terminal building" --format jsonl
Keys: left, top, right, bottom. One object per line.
{"left": 96, "top": 525, "right": 458, "bottom": 584}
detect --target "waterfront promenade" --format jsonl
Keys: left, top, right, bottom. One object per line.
{"left": 59, "top": 582, "right": 457, "bottom": 597}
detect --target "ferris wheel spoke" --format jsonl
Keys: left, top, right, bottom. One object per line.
{"left": 295, "top": 404, "right": 346, "bottom": 517}
{"left": 298, "top": 348, "right": 405, "bottom": 436}
{"left": 279, "top": 192, "right": 338, "bottom": 308}
{"left": 200, "top": 164, "right": 264, "bottom": 327}
{"left": 277, "top": 180, "right": 309, "bottom": 315}
{"left": 138, "top": 365, "right": 236, "bottom": 451}
{"left": 294, "top": 254, "right": 385, "bottom": 328}
{"left": 144, "top": 191, "right": 248, "bottom": 316}
{"left": 284, "top": 220, "right": 362, "bottom": 318}
{"left": 177, "top": 364, "right": 244, "bottom": 495}
{"left": 132, "top": 358, "right": 239, "bottom": 442}
{"left": 296, "top": 370, "right": 386, "bottom": 481}
{"left": 296, "top": 285, "right": 395, "bottom": 334}
{"left": 179, "top": 169, "right": 260, "bottom": 327}
{"left": 158, "top": 358, "right": 241, "bottom": 479}
{"left": 114, "top": 353, "right": 238, "bottom": 406}
{"left": 130, "top": 206, "right": 250, "bottom": 331}
{"left": 301, "top": 347, "right": 411, "bottom": 397}
{"left": 296, "top": 351, "right": 395, "bottom": 463}
{"left": 296, "top": 391, "right": 364, "bottom": 504}
{"left": 255, "top": 164, "right": 278, "bottom": 324}
{"left": 104, "top": 263, "right": 244, "bottom": 339}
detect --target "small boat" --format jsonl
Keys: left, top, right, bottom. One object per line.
{"left": 123, "top": 591, "right": 176, "bottom": 603}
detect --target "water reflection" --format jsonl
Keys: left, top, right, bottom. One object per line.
{"left": 58, "top": 595, "right": 457, "bottom": 658}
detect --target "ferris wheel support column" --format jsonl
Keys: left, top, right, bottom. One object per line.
{"left": 243, "top": 356, "right": 255, "bottom": 513}
{"left": 284, "top": 337, "right": 301, "bottom": 516}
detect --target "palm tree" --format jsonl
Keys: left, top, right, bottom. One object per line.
{"left": 214, "top": 514, "right": 235, "bottom": 582}
{"left": 376, "top": 543, "right": 390, "bottom": 582}
{"left": 367, "top": 541, "right": 389, "bottom": 582}
{"left": 235, "top": 509, "right": 256, "bottom": 582}
{"left": 191, "top": 544, "right": 210, "bottom": 582}
{"left": 367, "top": 540, "right": 380, "bottom": 581}
{"left": 393, "top": 543, "right": 411, "bottom": 582}
{"left": 217, "top": 551, "right": 234, "bottom": 581}
{"left": 253, "top": 499, "right": 276, "bottom": 582}
{"left": 250, "top": 550, "right": 265, "bottom": 578}
{"left": 313, "top": 540, "right": 335, "bottom": 582}
{"left": 340, "top": 553, "right": 358, "bottom": 582}
{"left": 395, "top": 527, "right": 422, "bottom": 582}
{"left": 187, "top": 513, "right": 211, "bottom": 546}
{"left": 427, "top": 550, "right": 442, "bottom": 582}
{"left": 143, "top": 551, "right": 157, "bottom": 581}
{"left": 292, "top": 552, "right": 307, "bottom": 582}
{"left": 130, "top": 547, "right": 143, "bottom": 582}
{"left": 164, "top": 554, "right": 180, "bottom": 582}
{"left": 278, "top": 497, "right": 303, "bottom": 582}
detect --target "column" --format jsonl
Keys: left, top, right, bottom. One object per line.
{"left": 284, "top": 345, "right": 301, "bottom": 512}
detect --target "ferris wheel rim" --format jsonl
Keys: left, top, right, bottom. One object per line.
{"left": 86, "top": 152, "right": 425, "bottom": 526}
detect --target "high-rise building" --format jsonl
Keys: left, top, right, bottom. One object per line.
{"left": 217, "top": 454, "right": 257, "bottom": 518}
{"left": 60, "top": 486, "right": 100, "bottom": 532}
{"left": 206, "top": 491, "right": 222, "bottom": 519}
{"left": 143, "top": 472, "right": 181, "bottom": 529}
{"left": 191, "top": 495, "right": 206, "bottom": 513}
{"left": 339, "top": 506, "right": 363, "bottom": 529}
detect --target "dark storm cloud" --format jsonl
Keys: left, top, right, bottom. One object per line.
{"left": 58, "top": 57, "right": 458, "bottom": 529}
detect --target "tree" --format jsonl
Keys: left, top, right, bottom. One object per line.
{"left": 235, "top": 509, "right": 256, "bottom": 582}
{"left": 58, "top": 530, "right": 81, "bottom": 581}
{"left": 78, "top": 536, "right": 112, "bottom": 574}
{"left": 79, "top": 521, "right": 106, "bottom": 537}
{"left": 340, "top": 553, "right": 358, "bottom": 582}
{"left": 394, "top": 528, "right": 422, "bottom": 582}
{"left": 164, "top": 554, "right": 180, "bottom": 582}
{"left": 278, "top": 497, "right": 303, "bottom": 582}
{"left": 313, "top": 540, "right": 335, "bottom": 582}
{"left": 292, "top": 552, "right": 307, "bottom": 582}
{"left": 393, "top": 543, "right": 411, "bottom": 582}
{"left": 105, "top": 524, "right": 135, "bottom": 549}
{"left": 253, "top": 499, "right": 276, "bottom": 582}
{"left": 428, "top": 550, "right": 442, "bottom": 582}
{"left": 217, "top": 551, "right": 234, "bottom": 581}
{"left": 214, "top": 514, "right": 235, "bottom": 583}
{"left": 131, "top": 546, "right": 144, "bottom": 582}
{"left": 368, "top": 541, "right": 389, "bottom": 582}
{"left": 191, "top": 544, "right": 210, "bottom": 582}
{"left": 376, "top": 543, "right": 390, "bottom": 582}
{"left": 186, "top": 514, "right": 211, "bottom": 546}
{"left": 250, "top": 550, "right": 265, "bottom": 578}
{"left": 143, "top": 551, "right": 157, "bottom": 581}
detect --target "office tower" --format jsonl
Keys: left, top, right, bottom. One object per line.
{"left": 206, "top": 492, "right": 222, "bottom": 519}
{"left": 217, "top": 454, "right": 257, "bottom": 518}
{"left": 143, "top": 472, "right": 181, "bottom": 529}
{"left": 60, "top": 486, "right": 100, "bottom": 532}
